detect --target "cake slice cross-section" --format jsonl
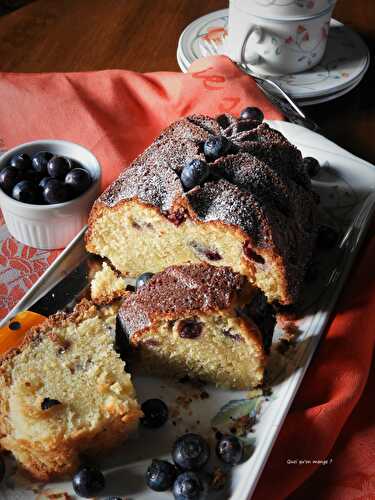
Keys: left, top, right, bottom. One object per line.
{"left": 117, "top": 263, "right": 275, "bottom": 389}
{"left": 0, "top": 300, "right": 142, "bottom": 481}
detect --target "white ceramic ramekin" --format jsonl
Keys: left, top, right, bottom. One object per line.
{"left": 0, "top": 140, "right": 101, "bottom": 250}
{"left": 230, "top": 0, "right": 337, "bottom": 18}
{"left": 227, "top": 4, "right": 335, "bottom": 75}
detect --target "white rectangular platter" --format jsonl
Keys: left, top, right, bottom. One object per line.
{"left": 1, "top": 121, "right": 375, "bottom": 500}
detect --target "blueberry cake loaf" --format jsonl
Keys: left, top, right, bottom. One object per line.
{"left": 0, "top": 300, "right": 141, "bottom": 481}
{"left": 86, "top": 112, "right": 318, "bottom": 305}
{"left": 117, "top": 263, "right": 275, "bottom": 389}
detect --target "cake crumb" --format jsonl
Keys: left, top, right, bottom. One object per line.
{"left": 282, "top": 321, "right": 301, "bottom": 340}
{"left": 229, "top": 415, "right": 255, "bottom": 436}
{"left": 210, "top": 467, "right": 228, "bottom": 490}
{"left": 170, "top": 406, "right": 180, "bottom": 418}
{"left": 36, "top": 491, "right": 72, "bottom": 500}
{"left": 276, "top": 321, "right": 301, "bottom": 354}
{"left": 176, "top": 395, "right": 193, "bottom": 409}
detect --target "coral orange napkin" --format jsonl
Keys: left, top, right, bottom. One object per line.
{"left": 0, "top": 55, "right": 374, "bottom": 499}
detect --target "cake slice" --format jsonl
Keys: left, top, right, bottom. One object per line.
{"left": 117, "top": 264, "right": 275, "bottom": 389}
{"left": 90, "top": 261, "right": 128, "bottom": 305}
{"left": 86, "top": 112, "right": 318, "bottom": 305}
{"left": 0, "top": 300, "right": 142, "bottom": 481}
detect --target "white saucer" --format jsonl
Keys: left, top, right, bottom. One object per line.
{"left": 177, "top": 9, "right": 370, "bottom": 105}
{"left": 298, "top": 70, "right": 367, "bottom": 105}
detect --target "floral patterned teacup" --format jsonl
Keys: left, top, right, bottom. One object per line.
{"left": 244, "top": 0, "right": 337, "bottom": 18}
{"left": 226, "top": 1, "right": 336, "bottom": 75}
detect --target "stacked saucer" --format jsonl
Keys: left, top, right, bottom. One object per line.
{"left": 177, "top": 9, "right": 370, "bottom": 106}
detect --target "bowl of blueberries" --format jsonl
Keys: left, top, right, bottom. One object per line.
{"left": 0, "top": 140, "right": 101, "bottom": 249}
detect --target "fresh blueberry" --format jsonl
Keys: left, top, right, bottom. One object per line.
{"left": 181, "top": 159, "right": 209, "bottom": 190}
{"left": 65, "top": 168, "right": 92, "bottom": 195}
{"left": 317, "top": 224, "right": 339, "bottom": 249}
{"left": 12, "top": 180, "right": 39, "bottom": 204}
{"left": 72, "top": 466, "right": 105, "bottom": 498}
{"left": 32, "top": 151, "right": 53, "bottom": 175}
{"left": 216, "top": 435, "right": 244, "bottom": 465}
{"left": 178, "top": 318, "right": 203, "bottom": 339}
{"left": 0, "top": 166, "right": 21, "bottom": 194}
{"left": 146, "top": 459, "right": 178, "bottom": 491}
{"left": 135, "top": 272, "right": 154, "bottom": 289}
{"left": 0, "top": 454, "right": 4, "bottom": 483}
{"left": 24, "top": 169, "right": 43, "bottom": 183}
{"left": 141, "top": 398, "right": 168, "bottom": 428}
{"left": 43, "top": 178, "right": 70, "bottom": 204}
{"left": 303, "top": 157, "right": 320, "bottom": 177}
{"left": 240, "top": 106, "right": 264, "bottom": 122}
{"left": 39, "top": 176, "right": 53, "bottom": 190}
{"left": 47, "top": 156, "right": 72, "bottom": 179}
{"left": 41, "top": 397, "right": 61, "bottom": 410}
{"left": 172, "top": 433, "right": 210, "bottom": 471}
{"left": 203, "top": 135, "right": 231, "bottom": 161}
{"left": 172, "top": 472, "right": 207, "bottom": 500}
{"left": 9, "top": 153, "right": 32, "bottom": 171}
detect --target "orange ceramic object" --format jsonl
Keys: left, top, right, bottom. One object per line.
{"left": 0, "top": 311, "right": 47, "bottom": 356}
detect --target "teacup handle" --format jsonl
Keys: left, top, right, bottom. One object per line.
{"left": 241, "top": 26, "right": 264, "bottom": 66}
{"left": 241, "top": 25, "right": 283, "bottom": 67}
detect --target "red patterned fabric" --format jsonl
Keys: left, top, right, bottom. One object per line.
{"left": 0, "top": 227, "right": 58, "bottom": 318}
{"left": 0, "top": 55, "right": 374, "bottom": 499}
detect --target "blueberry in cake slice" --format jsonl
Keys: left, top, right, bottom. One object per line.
{"left": 0, "top": 300, "right": 141, "bottom": 481}
{"left": 117, "top": 263, "right": 275, "bottom": 389}
{"left": 86, "top": 111, "right": 318, "bottom": 305}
